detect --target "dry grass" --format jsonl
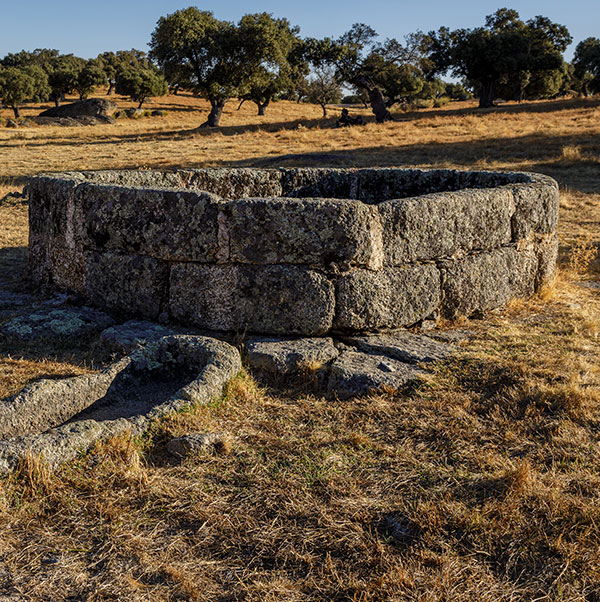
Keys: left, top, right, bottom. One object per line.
{"left": 1, "top": 91, "right": 600, "bottom": 600}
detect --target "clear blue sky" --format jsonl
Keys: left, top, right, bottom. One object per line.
{"left": 0, "top": 0, "right": 596, "bottom": 60}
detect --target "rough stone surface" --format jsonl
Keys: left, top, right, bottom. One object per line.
{"left": 99, "top": 320, "right": 177, "bottom": 354}
{"left": 224, "top": 197, "right": 381, "bottom": 269}
{"left": 441, "top": 246, "right": 538, "bottom": 318}
{"left": 85, "top": 252, "right": 169, "bottom": 319}
{"left": 327, "top": 350, "right": 424, "bottom": 398}
{"left": 246, "top": 337, "right": 339, "bottom": 375}
{"left": 379, "top": 188, "right": 514, "bottom": 264}
{"left": 1, "top": 306, "right": 115, "bottom": 340}
{"left": 39, "top": 98, "right": 117, "bottom": 118}
{"left": 76, "top": 183, "right": 221, "bottom": 261}
{"left": 340, "top": 332, "right": 453, "bottom": 364}
{"left": 535, "top": 232, "right": 559, "bottom": 288}
{"left": 27, "top": 168, "right": 559, "bottom": 335}
{"left": 511, "top": 180, "right": 560, "bottom": 240}
{"left": 335, "top": 265, "right": 441, "bottom": 330}
{"left": 170, "top": 264, "right": 335, "bottom": 334}
{"left": 167, "top": 433, "right": 223, "bottom": 458}
{"left": 0, "top": 335, "right": 241, "bottom": 473}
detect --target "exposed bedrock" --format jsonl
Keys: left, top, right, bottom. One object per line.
{"left": 27, "top": 167, "right": 559, "bottom": 335}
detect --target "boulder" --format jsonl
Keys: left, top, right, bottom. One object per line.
{"left": 246, "top": 337, "right": 339, "bottom": 375}
{"left": 39, "top": 98, "right": 117, "bottom": 118}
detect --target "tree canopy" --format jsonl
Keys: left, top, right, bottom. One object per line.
{"left": 149, "top": 8, "right": 246, "bottom": 126}
{"left": 427, "top": 8, "right": 571, "bottom": 107}
{"left": 115, "top": 65, "right": 168, "bottom": 108}
{"left": 573, "top": 37, "right": 600, "bottom": 96}
{"left": 0, "top": 64, "right": 50, "bottom": 118}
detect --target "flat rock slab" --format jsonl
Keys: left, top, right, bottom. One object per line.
{"left": 327, "top": 350, "right": 424, "bottom": 399}
{"left": 246, "top": 337, "right": 339, "bottom": 375}
{"left": 99, "top": 320, "right": 177, "bottom": 354}
{"left": 2, "top": 306, "right": 115, "bottom": 341}
{"left": 340, "top": 332, "right": 453, "bottom": 364}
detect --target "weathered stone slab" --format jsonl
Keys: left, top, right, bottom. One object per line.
{"left": 85, "top": 252, "right": 169, "bottom": 319}
{"left": 169, "top": 264, "right": 335, "bottom": 335}
{"left": 185, "top": 168, "right": 283, "bottom": 198}
{"left": 334, "top": 265, "right": 441, "bottom": 331}
{"left": 225, "top": 197, "right": 380, "bottom": 268}
{"left": 379, "top": 188, "right": 514, "bottom": 264}
{"left": 511, "top": 178, "right": 559, "bottom": 240}
{"left": 99, "top": 320, "right": 177, "bottom": 354}
{"left": 246, "top": 337, "right": 339, "bottom": 375}
{"left": 341, "top": 331, "right": 454, "bottom": 364}
{"left": 1, "top": 306, "right": 115, "bottom": 341}
{"left": 327, "top": 350, "right": 424, "bottom": 398}
{"left": 76, "top": 183, "right": 221, "bottom": 261}
{"left": 441, "top": 246, "right": 538, "bottom": 318}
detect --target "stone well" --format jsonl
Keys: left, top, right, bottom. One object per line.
{"left": 27, "top": 167, "right": 559, "bottom": 335}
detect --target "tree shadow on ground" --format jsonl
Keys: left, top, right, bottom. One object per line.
{"left": 391, "top": 96, "right": 600, "bottom": 122}
{"left": 221, "top": 132, "right": 600, "bottom": 193}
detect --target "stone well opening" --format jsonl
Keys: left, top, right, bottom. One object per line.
{"left": 27, "top": 167, "right": 559, "bottom": 336}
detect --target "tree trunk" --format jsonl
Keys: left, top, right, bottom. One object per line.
{"left": 138, "top": 98, "right": 144, "bottom": 109}
{"left": 107, "top": 82, "right": 114, "bottom": 95}
{"left": 257, "top": 100, "right": 269, "bottom": 116}
{"left": 12, "top": 106, "right": 20, "bottom": 119}
{"left": 320, "top": 103, "right": 327, "bottom": 118}
{"left": 478, "top": 82, "right": 496, "bottom": 108}
{"left": 238, "top": 98, "right": 246, "bottom": 110}
{"left": 201, "top": 99, "right": 226, "bottom": 127}
{"left": 352, "top": 75, "right": 392, "bottom": 123}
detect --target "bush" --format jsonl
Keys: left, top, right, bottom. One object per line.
{"left": 433, "top": 96, "right": 450, "bottom": 108}
{"left": 413, "top": 98, "right": 434, "bottom": 109}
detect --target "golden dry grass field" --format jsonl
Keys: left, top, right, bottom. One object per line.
{"left": 0, "top": 91, "right": 600, "bottom": 601}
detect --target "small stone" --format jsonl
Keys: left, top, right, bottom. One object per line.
{"left": 246, "top": 337, "right": 339, "bottom": 375}
{"left": 327, "top": 350, "right": 424, "bottom": 399}
{"left": 340, "top": 331, "right": 454, "bottom": 364}
{"left": 167, "top": 433, "right": 223, "bottom": 459}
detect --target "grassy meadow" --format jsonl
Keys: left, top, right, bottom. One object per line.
{"left": 0, "top": 91, "right": 599, "bottom": 601}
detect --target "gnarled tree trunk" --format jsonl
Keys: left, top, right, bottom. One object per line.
{"left": 478, "top": 81, "right": 496, "bottom": 108}
{"left": 352, "top": 75, "right": 392, "bottom": 123}
{"left": 107, "top": 81, "right": 115, "bottom": 95}
{"left": 12, "top": 106, "right": 20, "bottom": 119}
{"left": 256, "top": 100, "right": 269, "bottom": 116}
{"left": 201, "top": 99, "right": 226, "bottom": 127}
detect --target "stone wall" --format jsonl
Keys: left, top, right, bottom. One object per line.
{"left": 27, "top": 167, "right": 559, "bottom": 335}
